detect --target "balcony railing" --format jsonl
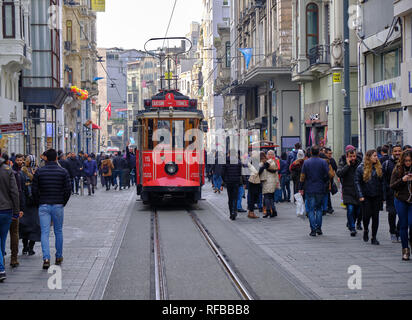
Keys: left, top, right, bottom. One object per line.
{"left": 307, "top": 45, "right": 330, "bottom": 66}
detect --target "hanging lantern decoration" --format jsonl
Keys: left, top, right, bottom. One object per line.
{"left": 70, "top": 86, "right": 89, "bottom": 100}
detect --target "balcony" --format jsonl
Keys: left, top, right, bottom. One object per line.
{"left": 307, "top": 45, "right": 331, "bottom": 73}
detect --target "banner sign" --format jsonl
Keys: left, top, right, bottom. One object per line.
{"left": 91, "top": 0, "right": 105, "bottom": 12}
{"left": 0, "top": 123, "right": 24, "bottom": 134}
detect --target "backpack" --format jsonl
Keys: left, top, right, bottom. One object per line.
{"left": 102, "top": 164, "right": 109, "bottom": 174}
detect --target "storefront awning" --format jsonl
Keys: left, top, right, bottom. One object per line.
{"left": 20, "top": 87, "right": 69, "bottom": 109}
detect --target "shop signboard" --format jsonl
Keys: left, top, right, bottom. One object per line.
{"left": 0, "top": 123, "right": 24, "bottom": 134}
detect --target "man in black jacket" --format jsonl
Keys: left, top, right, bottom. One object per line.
{"left": 67, "top": 153, "right": 82, "bottom": 195}
{"left": 112, "top": 152, "right": 124, "bottom": 190}
{"left": 337, "top": 148, "right": 362, "bottom": 237}
{"left": 32, "top": 149, "right": 71, "bottom": 270}
{"left": 382, "top": 144, "right": 402, "bottom": 242}
{"left": 221, "top": 150, "right": 243, "bottom": 221}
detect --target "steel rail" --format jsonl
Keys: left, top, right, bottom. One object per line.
{"left": 152, "top": 209, "right": 167, "bottom": 300}
{"left": 188, "top": 210, "right": 255, "bottom": 301}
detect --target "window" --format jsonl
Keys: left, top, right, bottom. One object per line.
{"left": 225, "top": 41, "right": 231, "bottom": 68}
{"left": 383, "top": 50, "right": 400, "bottom": 79}
{"left": 374, "top": 54, "right": 382, "bottom": 82}
{"left": 2, "top": 1, "right": 15, "bottom": 38}
{"left": 128, "top": 93, "right": 133, "bottom": 102}
{"left": 306, "top": 3, "right": 319, "bottom": 55}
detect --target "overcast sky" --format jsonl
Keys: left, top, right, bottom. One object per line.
{"left": 96, "top": 0, "right": 203, "bottom": 50}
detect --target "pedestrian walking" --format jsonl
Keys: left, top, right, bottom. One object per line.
{"left": 287, "top": 142, "right": 302, "bottom": 168}
{"left": 32, "top": 149, "right": 71, "bottom": 269}
{"left": 10, "top": 154, "right": 25, "bottom": 268}
{"left": 390, "top": 150, "right": 412, "bottom": 261}
{"left": 246, "top": 151, "right": 260, "bottom": 219}
{"left": 83, "top": 155, "right": 98, "bottom": 196}
{"left": 354, "top": 150, "right": 384, "bottom": 245}
{"left": 19, "top": 155, "right": 41, "bottom": 256}
{"left": 299, "top": 145, "right": 330, "bottom": 236}
{"left": 259, "top": 151, "right": 279, "bottom": 218}
{"left": 325, "top": 148, "right": 337, "bottom": 214}
{"left": 221, "top": 150, "right": 243, "bottom": 221}
{"left": 212, "top": 152, "right": 224, "bottom": 194}
{"left": 337, "top": 147, "right": 362, "bottom": 237}
{"left": 112, "top": 152, "right": 123, "bottom": 190}
{"left": 67, "top": 153, "right": 82, "bottom": 195}
{"left": 0, "top": 152, "right": 20, "bottom": 282}
{"left": 126, "top": 145, "right": 136, "bottom": 187}
{"left": 290, "top": 150, "right": 305, "bottom": 202}
{"left": 382, "top": 144, "right": 403, "bottom": 243}
{"left": 280, "top": 152, "right": 291, "bottom": 202}
{"left": 101, "top": 156, "right": 114, "bottom": 191}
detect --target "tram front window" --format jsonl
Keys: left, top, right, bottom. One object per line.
{"left": 173, "top": 120, "right": 185, "bottom": 149}
{"left": 147, "top": 119, "right": 154, "bottom": 150}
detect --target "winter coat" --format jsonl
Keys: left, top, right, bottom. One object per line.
{"left": 101, "top": 159, "right": 114, "bottom": 177}
{"left": 300, "top": 157, "right": 330, "bottom": 194}
{"left": 247, "top": 161, "right": 260, "bottom": 185}
{"left": 382, "top": 157, "right": 397, "bottom": 200}
{"left": 260, "top": 159, "right": 279, "bottom": 195}
{"left": 221, "top": 159, "right": 243, "bottom": 185}
{"left": 83, "top": 160, "right": 98, "bottom": 177}
{"left": 66, "top": 157, "right": 82, "bottom": 178}
{"left": 112, "top": 155, "right": 124, "bottom": 170}
{"left": 32, "top": 162, "right": 72, "bottom": 206}
{"left": 390, "top": 166, "right": 412, "bottom": 203}
{"left": 354, "top": 164, "right": 384, "bottom": 199}
{"left": 12, "top": 163, "right": 25, "bottom": 213}
{"left": 0, "top": 157, "right": 20, "bottom": 215}
{"left": 19, "top": 168, "right": 41, "bottom": 242}
{"left": 290, "top": 159, "right": 304, "bottom": 182}
{"left": 287, "top": 149, "right": 298, "bottom": 167}
{"left": 336, "top": 157, "right": 362, "bottom": 205}
{"left": 279, "top": 159, "right": 290, "bottom": 176}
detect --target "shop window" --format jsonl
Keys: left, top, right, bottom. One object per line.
{"left": 306, "top": 3, "right": 319, "bottom": 55}
{"left": 2, "top": 1, "right": 15, "bottom": 38}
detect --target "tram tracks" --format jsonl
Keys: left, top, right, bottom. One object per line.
{"left": 151, "top": 207, "right": 256, "bottom": 300}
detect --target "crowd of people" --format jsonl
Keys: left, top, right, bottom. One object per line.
{"left": 0, "top": 145, "right": 137, "bottom": 282}
{"left": 207, "top": 142, "right": 412, "bottom": 261}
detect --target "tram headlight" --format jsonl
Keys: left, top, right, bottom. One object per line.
{"left": 165, "top": 162, "right": 178, "bottom": 176}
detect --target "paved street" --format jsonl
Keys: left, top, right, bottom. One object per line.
{"left": 0, "top": 182, "right": 411, "bottom": 300}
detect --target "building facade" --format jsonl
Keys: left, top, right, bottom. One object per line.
{"left": 223, "top": 0, "right": 300, "bottom": 153}
{"left": 359, "top": 0, "right": 405, "bottom": 151}
{"left": 0, "top": 0, "right": 32, "bottom": 154}
{"left": 291, "top": 0, "right": 359, "bottom": 157}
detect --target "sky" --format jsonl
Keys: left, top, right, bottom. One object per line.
{"left": 96, "top": 0, "right": 203, "bottom": 50}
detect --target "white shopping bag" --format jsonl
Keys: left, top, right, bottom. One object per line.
{"left": 294, "top": 193, "right": 305, "bottom": 217}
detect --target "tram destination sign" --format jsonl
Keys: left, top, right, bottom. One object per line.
{"left": 0, "top": 122, "right": 24, "bottom": 134}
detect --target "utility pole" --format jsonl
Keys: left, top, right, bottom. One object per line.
{"left": 343, "top": 0, "right": 351, "bottom": 151}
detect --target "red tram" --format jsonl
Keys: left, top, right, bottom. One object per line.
{"left": 135, "top": 89, "right": 205, "bottom": 204}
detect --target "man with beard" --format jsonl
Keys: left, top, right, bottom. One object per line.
{"left": 382, "top": 145, "right": 403, "bottom": 243}
{"left": 337, "top": 147, "right": 362, "bottom": 237}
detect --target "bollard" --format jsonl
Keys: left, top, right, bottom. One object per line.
{"left": 80, "top": 177, "right": 84, "bottom": 196}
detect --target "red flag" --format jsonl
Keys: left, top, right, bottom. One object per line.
{"left": 105, "top": 102, "right": 112, "bottom": 120}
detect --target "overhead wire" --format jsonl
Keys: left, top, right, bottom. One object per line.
{"left": 162, "top": 0, "right": 178, "bottom": 50}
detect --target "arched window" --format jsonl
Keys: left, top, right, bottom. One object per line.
{"left": 306, "top": 3, "right": 319, "bottom": 55}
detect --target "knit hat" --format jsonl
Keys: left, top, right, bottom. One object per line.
{"left": 297, "top": 149, "right": 305, "bottom": 160}
{"left": 345, "top": 145, "right": 356, "bottom": 153}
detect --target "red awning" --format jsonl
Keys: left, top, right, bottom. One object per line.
{"left": 92, "top": 123, "right": 101, "bottom": 130}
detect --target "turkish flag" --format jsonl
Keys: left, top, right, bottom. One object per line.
{"left": 105, "top": 102, "right": 112, "bottom": 120}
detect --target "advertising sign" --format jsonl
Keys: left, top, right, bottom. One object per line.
{"left": 91, "top": 0, "right": 105, "bottom": 12}
{"left": 0, "top": 123, "right": 24, "bottom": 134}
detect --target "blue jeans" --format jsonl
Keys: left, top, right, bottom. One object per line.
{"left": 306, "top": 194, "right": 325, "bottom": 231}
{"left": 394, "top": 199, "right": 412, "bottom": 249}
{"left": 347, "top": 204, "right": 361, "bottom": 231}
{"left": 39, "top": 205, "right": 64, "bottom": 261}
{"left": 213, "top": 174, "right": 222, "bottom": 191}
{"left": 281, "top": 174, "right": 291, "bottom": 201}
{"left": 112, "top": 170, "right": 123, "bottom": 187}
{"left": 0, "top": 210, "right": 12, "bottom": 272}
{"left": 274, "top": 189, "right": 282, "bottom": 203}
{"left": 237, "top": 185, "right": 245, "bottom": 210}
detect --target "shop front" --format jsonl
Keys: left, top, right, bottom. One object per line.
{"left": 304, "top": 100, "right": 328, "bottom": 147}
{"left": 362, "top": 77, "right": 403, "bottom": 150}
